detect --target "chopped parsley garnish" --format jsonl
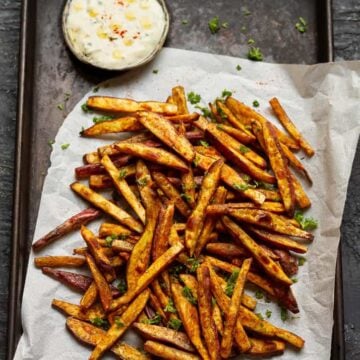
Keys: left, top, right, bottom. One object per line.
{"left": 222, "top": 21, "right": 229, "bottom": 29}
{"left": 115, "top": 318, "right": 125, "bottom": 328}
{"left": 295, "top": 17, "right": 307, "bottom": 33}
{"left": 136, "top": 176, "right": 149, "bottom": 187}
{"left": 193, "top": 155, "right": 200, "bottom": 167}
{"left": 247, "top": 47, "right": 263, "bottom": 61}
{"left": 247, "top": 38, "right": 255, "bottom": 45}
{"left": 199, "top": 140, "right": 209, "bottom": 148}
{"left": 208, "top": 16, "right": 221, "bottom": 34}
{"left": 294, "top": 210, "right": 318, "bottom": 230}
{"left": 187, "top": 257, "right": 200, "bottom": 273}
{"left": 90, "top": 317, "right": 109, "bottom": 330}
{"left": 117, "top": 278, "right": 127, "bottom": 295}
{"left": 211, "top": 297, "right": 217, "bottom": 306}
{"left": 182, "top": 19, "right": 188, "bottom": 25}
{"left": 81, "top": 103, "right": 91, "bottom": 112}
{"left": 256, "top": 312, "right": 264, "bottom": 320}
{"left": 180, "top": 193, "right": 192, "bottom": 202}
{"left": 221, "top": 89, "right": 232, "bottom": 98}
{"left": 169, "top": 263, "right": 186, "bottom": 278}
{"left": 239, "top": 145, "right": 250, "bottom": 154}
{"left": 64, "top": 92, "right": 71, "bottom": 101}
{"left": 280, "top": 307, "right": 288, "bottom": 322}
{"left": 118, "top": 233, "right": 128, "bottom": 240}
{"left": 187, "top": 92, "right": 201, "bottom": 104}
{"left": 225, "top": 270, "right": 239, "bottom": 297}
{"left": 241, "top": 25, "right": 247, "bottom": 32}
{"left": 48, "top": 140, "right": 55, "bottom": 148}
{"left": 105, "top": 234, "right": 117, "bottom": 247}
{"left": 168, "top": 318, "right": 182, "bottom": 331}
{"left": 216, "top": 105, "right": 228, "bottom": 120}
{"left": 298, "top": 257, "right": 306, "bottom": 266}
{"left": 118, "top": 169, "right": 127, "bottom": 180}
{"left": 253, "top": 180, "right": 276, "bottom": 190}
{"left": 61, "top": 143, "right": 70, "bottom": 150}
{"left": 253, "top": 100, "right": 260, "bottom": 107}
{"left": 236, "top": 64, "right": 242, "bottom": 71}
{"left": 93, "top": 115, "right": 114, "bottom": 124}
{"left": 243, "top": 8, "right": 251, "bottom": 16}
{"left": 195, "top": 105, "right": 212, "bottom": 118}
{"left": 255, "top": 290, "right": 264, "bottom": 299}
{"left": 233, "top": 183, "right": 253, "bottom": 192}
{"left": 93, "top": 86, "right": 99, "bottom": 93}
{"left": 265, "top": 309, "right": 272, "bottom": 318}
{"left": 152, "top": 69, "right": 159, "bottom": 74}
{"left": 164, "top": 299, "right": 177, "bottom": 313}
{"left": 57, "top": 103, "right": 64, "bottom": 111}
{"left": 142, "top": 313, "right": 162, "bottom": 325}
{"left": 242, "top": 174, "right": 251, "bottom": 182}
{"left": 182, "top": 286, "right": 197, "bottom": 305}
{"left": 292, "top": 277, "right": 298, "bottom": 283}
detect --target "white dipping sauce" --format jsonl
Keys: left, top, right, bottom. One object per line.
{"left": 63, "top": 0, "right": 167, "bottom": 69}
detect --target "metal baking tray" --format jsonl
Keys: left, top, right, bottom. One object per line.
{"left": 8, "top": 0, "right": 343, "bottom": 358}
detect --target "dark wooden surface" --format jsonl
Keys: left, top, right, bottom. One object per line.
{"left": 0, "top": 0, "right": 359, "bottom": 359}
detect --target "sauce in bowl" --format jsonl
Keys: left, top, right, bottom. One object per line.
{"left": 63, "top": 0, "right": 169, "bottom": 70}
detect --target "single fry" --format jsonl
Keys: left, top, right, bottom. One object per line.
{"left": 67, "top": 317, "right": 150, "bottom": 359}
{"left": 89, "top": 289, "right": 150, "bottom": 360}
{"left": 133, "top": 323, "right": 195, "bottom": 352}
{"left": 270, "top": 97, "right": 315, "bottom": 156}
{"left": 172, "top": 86, "right": 189, "bottom": 114}
{"left": 206, "top": 201, "right": 285, "bottom": 215}
{"left": 101, "top": 155, "right": 146, "bottom": 223}
{"left": 32, "top": 208, "right": 101, "bottom": 251}
{"left": 138, "top": 111, "right": 195, "bottom": 162}
{"left": 171, "top": 282, "right": 210, "bottom": 360}
{"left": 205, "top": 242, "right": 247, "bottom": 258}
{"left": 52, "top": 299, "right": 105, "bottom": 321}
{"left": 289, "top": 171, "right": 312, "bottom": 209}
{"left": 98, "top": 222, "right": 133, "bottom": 238}
{"left": 80, "top": 282, "right": 98, "bottom": 311}
{"left": 87, "top": 96, "right": 178, "bottom": 115}
{"left": 186, "top": 159, "right": 223, "bottom": 255}
{"left": 181, "top": 167, "right": 197, "bottom": 208}
{"left": 262, "top": 121, "right": 295, "bottom": 216}
{"left": 85, "top": 253, "right": 113, "bottom": 311}
{"left": 144, "top": 340, "right": 200, "bottom": 360}
{"left": 34, "top": 256, "right": 85, "bottom": 268}
{"left": 212, "top": 300, "right": 224, "bottom": 336}
{"left": 197, "top": 264, "right": 220, "bottom": 360}
{"left": 247, "top": 337, "right": 285, "bottom": 356}
{"left": 115, "top": 143, "right": 189, "bottom": 172}
{"left": 70, "top": 182, "right": 143, "bottom": 233}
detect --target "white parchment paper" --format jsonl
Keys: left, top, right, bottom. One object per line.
{"left": 14, "top": 48, "right": 360, "bottom": 360}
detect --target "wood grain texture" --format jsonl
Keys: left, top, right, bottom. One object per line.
{"left": 0, "top": 0, "right": 358, "bottom": 359}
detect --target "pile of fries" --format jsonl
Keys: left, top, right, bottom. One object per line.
{"left": 33, "top": 85, "right": 316, "bottom": 359}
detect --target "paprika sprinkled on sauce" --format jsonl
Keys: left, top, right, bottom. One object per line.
{"left": 63, "top": 0, "right": 167, "bottom": 69}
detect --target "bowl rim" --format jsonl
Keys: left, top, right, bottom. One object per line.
{"left": 62, "top": 0, "right": 170, "bottom": 71}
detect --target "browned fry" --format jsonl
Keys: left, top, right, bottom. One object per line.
{"left": 225, "top": 97, "right": 300, "bottom": 150}
{"left": 84, "top": 151, "right": 101, "bottom": 164}
{"left": 144, "top": 340, "right": 200, "bottom": 360}
{"left": 89, "top": 289, "right": 150, "bottom": 360}
{"left": 222, "top": 216, "right": 292, "bottom": 286}
{"left": 247, "top": 226, "right": 307, "bottom": 254}
{"left": 115, "top": 143, "right": 189, "bottom": 172}
{"left": 87, "top": 96, "right": 178, "bottom": 115}
{"left": 138, "top": 111, "right": 195, "bottom": 162}
{"left": 110, "top": 243, "right": 184, "bottom": 311}
{"left": 270, "top": 97, "right": 315, "bottom": 156}
{"left": 52, "top": 299, "right": 105, "bottom": 321}
{"left": 289, "top": 171, "right": 312, "bottom": 209}
{"left": 152, "top": 171, "right": 191, "bottom": 217}
{"left": 193, "top": 151, "right": 266, "bottom": 205}
{"left": 172, "top": 86, "right": 189, "bottom": 114}
{"left": 212, "top": 300, "right": 223, "bottom": 336}
{"left": 238, "top": 305, "right": 305, "bottom": 349}
{"left": 197, "top": 264, "right": 221, "bottom": 360}
{"left": 149, "top": 291, "right": 168, "bottom": 321}
{"left": 89, "top": 174, "right": 113, "bottom": 190}
{"left": 171, "top": 282, "right": 210, "bottom": 360}
{"left": 227, "top": 208, "right": 314, "bottom": 240}
{"left": 82, "top": 117, "right": 143, "bottom": 137}
{"left": 263, "top": 121, "right": 296, "bottom": 216}
{"left": 81, "top": 226, "right": 111, "bottom": 269}
{"left": 221, "top": 258, "right": 252, "bottom": 357}
{"left": 216, "top": 123, "right": 255, "bottom": 144}
{"left": 179, "top": 274, "right": 198, "bottom": 300}
{"left": 247, "top": 337, "right": 285, "bottom": 356}
{"left": 251, "top": 120, "right": 267, "bottom": 151}
{"left": 167, "top": 112, "right": 199, "bottom": 122}
{"left": 194, "top": 187, "right": 227, "bottom": 257}
{"left": 32, "top": 208, "right": 101, "bottom": 251}
{"left": 102, "top": 155, "right": 146, "bottom": 223}
{"left": 256, "top": 188, "right": 282, "bottom": 202}
{"left": 80, "top": 282, "right": 98, "bottom": 310}
{"left": 70, "top": 182, "right": 143, "bottom": 233}
{"left": 205, "top": 242, "right": 247, "bottom": 258}
{"left": 66, "top": 317, "right": 150, "bottom": 360}
{"left": 109, "top": 256, "right": 124, "bottom": 267}
{"left": 186, "top": 159, "right": 223, "bottom": 255}
{"left": 274, "top": 249, "right": 299, "bottom": 276}
{"left": 206, "top": 201, "right": 285, "bottom": 215}
{"left": 181, "top": 167, "right": 197, "bottom": 208}
{"left": 133, "top": 323, "right": 195, "bottom": 352}
{"left": 34, "top": 256, "right": 85, "bottom": 268}
{"left": 85, "top": 253, "right": 112, "bottom": 311}
{"left": 280, "top": 142, "right": 312, "bottom": 184}
{"left": 98, "top": 223, "right": 133, "bottom": 238}
{"left": 216, "top": 100, "right": 255, "bottom": 138}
